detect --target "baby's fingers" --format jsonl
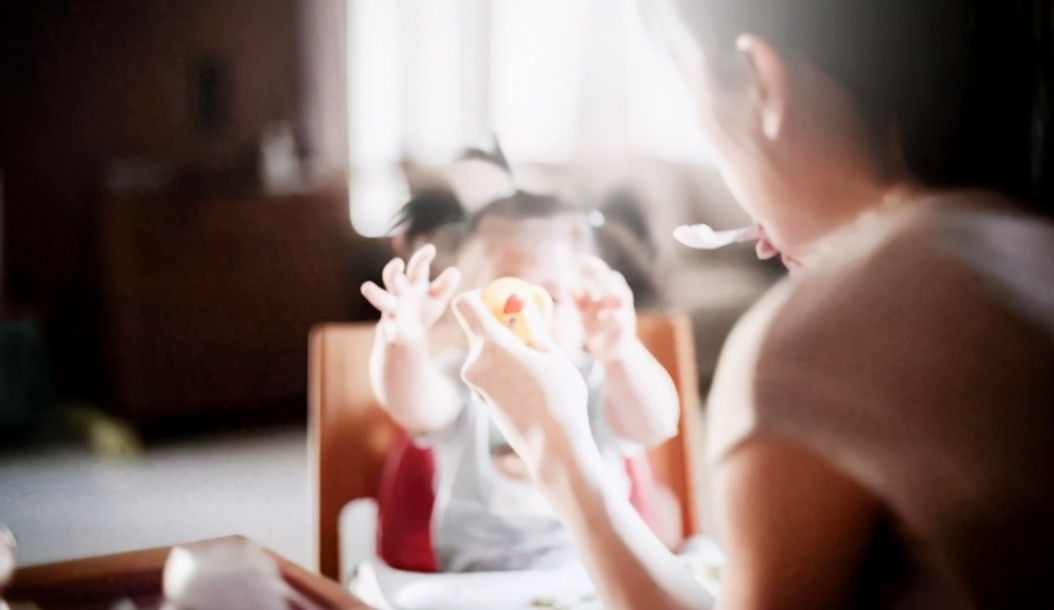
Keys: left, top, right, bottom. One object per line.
{"left": 428, "top": 267, "right": 462, "bottom": 304}
{"left": 361, "top": 281, "right": 399, "bottom": 313}
{"left": 578, "top": 255, "right": 614, "bottom": 290}
{"left": 405, "top": 243, "right": 437, "bottom": 285}
{"left": 573, "top": 288, "right": 621, "bottom": 316}
{"left": 578, "top": 255, "right": 632, "bottom": 300}
{"left": 381, "top": 257, "right": 407, "bottom": 295}
{"left": 596, "top": 294, "right": 623, "bottom": 311}
{"left": 596, "top": 309, "right": 619, "bottom": 325}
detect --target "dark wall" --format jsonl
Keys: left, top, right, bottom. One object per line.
{"left": 0, "top": 0, "right": 307, "bottom": 403}
{"left": 1, "top": 0, "right": 302, "bottom": 293}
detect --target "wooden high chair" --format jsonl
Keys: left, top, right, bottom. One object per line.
{"left": 309, "top": 314, "right": 703, "bottom": 581}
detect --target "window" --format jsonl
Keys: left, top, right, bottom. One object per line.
{"left": 347, "top": 0, "right": 709, "bottom": 237}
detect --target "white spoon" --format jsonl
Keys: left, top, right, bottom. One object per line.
{"left": 673, "top": 224, "right": 759, "bottom": 250}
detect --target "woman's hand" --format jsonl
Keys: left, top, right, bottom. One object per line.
{"left": 454, "top": 292, "right": 712, "bottom": 610}
{"left": 361, "top": 244, "right": 461, "bottom": 345}
{"left": 575, "top": 256, "right": 638, "bottom": 362}
{"left": 452, "top": 291, "right": 592, "bottom": 481}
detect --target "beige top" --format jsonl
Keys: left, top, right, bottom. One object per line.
{"left": 707, "top": 197, "right": 1054, "bottom": 609}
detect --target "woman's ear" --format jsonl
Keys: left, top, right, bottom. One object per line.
{"left": 735, "top": 35, "right": 789, "bottom": 142}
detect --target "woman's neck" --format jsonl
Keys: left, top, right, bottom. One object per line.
{"left": 789, "top": 180, "right": 928, "bottom": 273}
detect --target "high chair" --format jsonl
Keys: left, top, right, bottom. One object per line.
{"left": 309, "top": 313, "right": 703, "bottom": 581}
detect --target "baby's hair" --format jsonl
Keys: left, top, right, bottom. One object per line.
{"left": 389, "top": 189, "right": 466, "bottom": 247}
{"left": 459, "top": 143, "right": 511, "bottom": 175}
{"left": 469, "top": 191, "right": 578, "bottom": 230}
{"left": 390, "top": 188, "right": 578, "bottom": 248}
{"left": 390, "top": 144, "right": 579, "bottom": 246}
{"left": 594, "top": 187, "right": 664, "bottom": 309}
{"left": 388, "top": 150, "right": 663, "bottom": 306}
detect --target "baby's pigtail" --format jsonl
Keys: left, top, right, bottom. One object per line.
{"left": 389, "top": 189, "right": 469, "bottom": 261}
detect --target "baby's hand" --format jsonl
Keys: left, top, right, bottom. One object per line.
{"left": 574, "top": 256, "right": 637, "bottom": 362}
{"left": 361, "top": 244, "right": 461, "bottom": 345}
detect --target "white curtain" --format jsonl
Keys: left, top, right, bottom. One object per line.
{"left": 347, "top": 0, "right": 709, "bottom": 236}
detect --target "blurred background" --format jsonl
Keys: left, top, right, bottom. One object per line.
{"left": 0, "top": 0, "right": 780, "bottom": 568}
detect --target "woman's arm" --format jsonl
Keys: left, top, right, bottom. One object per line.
{"left": 713, "top": 439, "right": 882, "bottom": 610}
{"left": 453, "top": 289, "right": 883, "bottom": 609}
{"left": 541, "top": 432, "right": 881, "bottom": 610}
{"left": 452, "top": 292, "right": 712, "bottom": 610}
{"left": 540, "top": 430, "right": 713, "bottom": 610}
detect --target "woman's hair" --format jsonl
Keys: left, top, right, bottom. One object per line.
{"left": 671, "top": 0, "right": 1053, "bottom": 213}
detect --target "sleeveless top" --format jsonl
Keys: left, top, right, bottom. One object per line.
{"left": 707, "top": 198, "right": 1054, "bottom": 609}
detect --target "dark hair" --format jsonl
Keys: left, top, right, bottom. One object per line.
{"left": 389, "top": 182, "right": 664, "bottom": 306}
{"left": 390, "top": 189, "right": 466, "bottom": 246}
{"left": 599, "top": 186, "right": 656, "bottom": 258}
{"left": 469, "top": 191, "right": 574, "bottom": 230}
{"left": 594, "top": 221, "right": 665, "bottom": 310}
{"left": 389, "top": 185, "right": 578, "bottom": 253}
{"left": 397, "top": 140, "right": 580, "bottom": 235}
{"left": 459, "top": 143, "right": 512, "bottom": 175}
{"left": 675, "top": 0, "right": 1052, "bottom": 213}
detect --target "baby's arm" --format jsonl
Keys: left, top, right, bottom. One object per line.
{"left": 369, "top": 329, "right": 463, "bottom": 436}
{"left": 600, "top": 339, "right": 680, "bottom": 448}
{"left": 577, "top": 257, "right": 679, "bottom": 448}
{"left": 362, "top": 245, "right": 463, "bottom": 436}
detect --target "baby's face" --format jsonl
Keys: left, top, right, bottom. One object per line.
{"left": 477, "top": 220, "right": 589, "bottom": 355}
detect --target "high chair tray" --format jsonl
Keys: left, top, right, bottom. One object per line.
{"left": 348, "top": 558, "right": 602, "bottom": 610}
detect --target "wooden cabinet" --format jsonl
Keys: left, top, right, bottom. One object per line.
{"left": 97, "top": 188, "right": 355, "bottom": 421}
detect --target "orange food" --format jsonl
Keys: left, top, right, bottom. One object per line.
{"left": 480, "top": 277, "right": 553, "bottom": 346}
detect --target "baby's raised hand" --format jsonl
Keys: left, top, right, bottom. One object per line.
{"left": 361, "top": 244, "right": 461, "bottom": 344}
{"left": 574, "top": 256, "right": 637, "bottom": 362}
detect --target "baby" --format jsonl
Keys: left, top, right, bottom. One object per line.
{"left": 361, "top": 189, "right": 680, "bottom": 572}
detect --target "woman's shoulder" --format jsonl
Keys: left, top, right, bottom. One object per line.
{"left": 899, "top": 192, "right": 1054, "bottom": 270}
{"left": 716, "top": 194, "right": 1054, "bottom": 361}
{"left": 799, "top": 194, "right": 1054, "bottom": 337}
{"left": 909, "top": 198, "right": 1054, "bottom": 331}
{"left": 749, "top": 198, "right": 1053, "bottom": 368}
{"left": 706, "top": 196, "right": 1054, "bottom": 463}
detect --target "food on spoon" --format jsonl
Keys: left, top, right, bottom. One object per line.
{"left": 481, "top": 277, "right": 554, "bottom": 347}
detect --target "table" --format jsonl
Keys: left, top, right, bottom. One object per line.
{"left": 4, "top": 536, "right": 374, "bottom": 610}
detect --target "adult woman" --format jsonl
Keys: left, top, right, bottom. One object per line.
{"left": 451, "top": 1, "right": 1053, "bottom": 608}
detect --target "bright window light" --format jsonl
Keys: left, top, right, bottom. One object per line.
{"left": 348, "top": 0, "right": 400, "bottom": 167}
{"left": 489, "top": 0, "right": 587, "bottom": 164}
{"left": 350, "top": 167, "right": 410, "bottom": 238}
{"left": 346, "top": 0, "right": 713, "bottom": 236}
